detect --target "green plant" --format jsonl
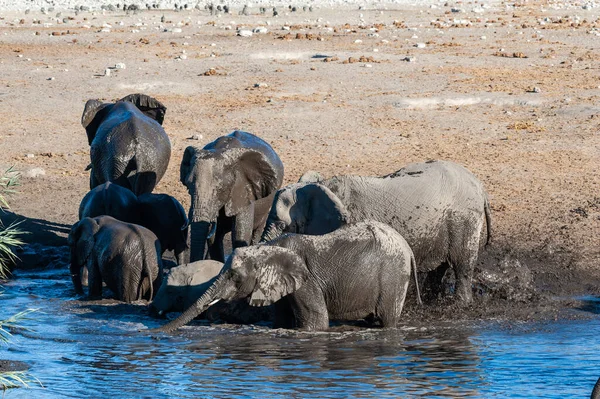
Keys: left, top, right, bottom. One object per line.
{"left": 0, "top": 167, "right": 38, "bottom": 392}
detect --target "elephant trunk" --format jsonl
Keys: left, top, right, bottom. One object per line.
{"left": 150, "top": 274, "right": 231, "bottom": 333}
{"left": 69, "top": 249, "right": 84, "bottom": 295}
{"left": 189, "top": 220, "right": 212, "bottom": 262}
{"left": 260, "top": 220, "right": 285, "bottom": 243}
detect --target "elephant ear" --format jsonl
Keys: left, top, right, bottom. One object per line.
{"left": 224, "top": 149, "right": 281, "bottom": 217}
{"left": 295, "top": 184, "right": 349, "bottom": 235}
{"left": 81, "top": 99, "right": 113, "bottom": 145}
{"left": 120, "top": 93, "right": 167, "bottom": 125}
{"left": 231, "top": 246, "right": 308, "bottom": 306}
{"left": 180, "top": 146, "right": 200, "bottom": 187}
{"left": 69, "top": 217, "right": 100, "bottom": 265}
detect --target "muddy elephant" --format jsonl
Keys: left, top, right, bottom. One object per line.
{"left": 68, "top": 215, "right": 163, "bottom": 302}
{"left": 149, "top": 260, "right": 271, "bottom": 324}
{"left": 78, "top": 182, "right": 188, "bottom": 264}
{"left": 180, "top": 130, "right": 284, "bottom": 263}
{"left": 151, "top": 220, "right": 419, "bottom": 332}
{"left": 261, "top": 160, "right": 492, "bottom": 303}
{"left": 82, "top": 93, "right": 171, "bottom": 195}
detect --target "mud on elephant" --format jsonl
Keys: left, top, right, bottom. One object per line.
{"left": 180, "top": 130, "right": 284, "bottom": 263}
{"left": 262, "top": 160, "right": 492, "bottom": 303}
{"left": 82, "top": 93, "right": 171, "bottom": 195}
{"left": 151, "top": 220, "right": 419, "bottom": 332}
{"left": 149, "top": 260, "right": 272, "bottom": 324}
{"left": 68, "top": 215, "right": 163, "bottom": 302}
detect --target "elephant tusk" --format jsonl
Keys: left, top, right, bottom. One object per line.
{"left": 208, "top": 299, "right": 220, "bottom": 306}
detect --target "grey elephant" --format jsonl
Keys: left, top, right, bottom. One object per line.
{"left": 149, "top": 260, "right": 272, "bottom": 324}
{"left": 261, "top": 160, "right": 492, "bottom": 303}
{"left": 180, "top": 130, "right": 284, "bottom": 263}
{"left": 78, "top": 182, "right": 189, "bottom": 264}
{"left": 68, "top": 215, "right": 163, "bottom": 302}
{"left": 82, "top": 93, "right": 171, "bottom": 195}
{"left": 149, "top": 260, "right": 224, "bottom": 317}
{"left": 151, "top": 220, "right": 418, "bottom": 332}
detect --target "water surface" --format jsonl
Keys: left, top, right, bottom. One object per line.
{"left": 1, "top": 269, "right": 599, "bottom": 398}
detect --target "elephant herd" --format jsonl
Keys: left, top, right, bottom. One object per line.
{"left": 67, "top": 93, "right": 492, "bottom": 332}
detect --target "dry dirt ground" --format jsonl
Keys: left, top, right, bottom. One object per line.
{"left": 0, "top": 3, "right": 598, "bottom": 315}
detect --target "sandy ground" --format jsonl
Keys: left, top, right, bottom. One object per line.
{"left": 0, "top": 3, "right": 598, "bottom": 303}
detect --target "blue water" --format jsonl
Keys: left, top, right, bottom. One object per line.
{"left": 1, "top": 269, "right": 599, "bottom": 398}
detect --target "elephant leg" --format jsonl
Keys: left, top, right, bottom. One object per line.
{"left": 377, "top": 279, "right": 409, "bottom": 328}
{"left": 232, "top": 203, "right": 254, "bottom": 249}
{"left": 288, "top": 284, "right": 329, "bottom": 331}
{"left": 452, "top": 217, "right": 484, "bottom": 303}
{"left": 207, "top": 217, "right": 230, "bottom": 262}
{"left": 423, "top": 262, "right": 451, "bottom": 301}
{"left": 87, "top": 259, "right": 103, "bottom": 299}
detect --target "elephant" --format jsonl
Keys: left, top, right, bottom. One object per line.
{"left": 180, "top": 130, "right": 284, "bottom": 263}
{"left": 149, "top": 260, "right": 224, "bottom": 317}
{"left": 593, "top": 377, "right": 600, "bottom": 399}
{"left": 78, "top": 182, "right": 189, "bottom": 264}
{"left": 151, "top": 220, "right": 419, "bottom": 332}
{"left": 149, "top": 260, "right": 272, "bottom": 324}
{"left": 68, "top": 215, "right": 163, "bottom": 302}
{"left": 81, "top": 93, "right": 171, "bottom": 195}
{"left": 261, "top": 160, "right": 492, "bottom": 303}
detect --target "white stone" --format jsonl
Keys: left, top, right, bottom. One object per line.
{"left": 237, "top": 29, "right": 253, "bottom": 37}
{"left": 25, "top": 168, "right": 45, "bottom": 178}
{"left": 415, "top": 43, "right": 426, "bottom": 48}
{"left": 115, "top": 63, "right": 126, "bottom": 69}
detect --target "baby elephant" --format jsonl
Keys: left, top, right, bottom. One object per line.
{"left": 79, "top": 182, "right": 189, "bottom": 264}
{"left": 152, "top": 220, "right": 419, "bottom": 332}
{"left": 149, "top": 260, "right": 224, "bottom": 317}
{"left": 68, "top": 216, "right": 163, "bottom": 302}
{"left": 149, "top": 260, "right": 272, "bottom": 324}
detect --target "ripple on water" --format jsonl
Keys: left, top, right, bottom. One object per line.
{"left": 1, "top": 270, "right": 599, "bottom": 398}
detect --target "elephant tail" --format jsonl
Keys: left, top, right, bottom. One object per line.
{"left": 411, "top": 253, "right": 422, "bottom": 306}
{"left": 483, "top": 192, "right": 492, "bottom": 247}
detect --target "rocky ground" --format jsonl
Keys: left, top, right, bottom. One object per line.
{"left": 0, "top": 2, "right": 598, "bottom": 318}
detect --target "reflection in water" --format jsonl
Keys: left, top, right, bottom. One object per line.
{"left": 1, "top": 270, "right": 599, "bottom": 398}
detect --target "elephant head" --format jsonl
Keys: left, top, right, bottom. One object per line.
{"left": 180, "top": 145, "right": 281, "bottom": 261}
{"left": 149, "top": 260, "right": 224, "bottom": 318}
{"left": 137, "top": 193, "right": 189, "bottom": 264}
{"left": 67, "top": 217, "right": 100, "bottom": 295}
{"left": 151, "top": 245, "right": 308, "bottom": 332}
{"left": 261, "top": 183, "right": 349, "bottom": 242}
{"left": 81, "top": 94, "right": 166, "bottom": 145}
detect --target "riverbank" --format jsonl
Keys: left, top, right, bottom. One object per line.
{"left": 0, "top": 3, "right": 598, "bottom": 307}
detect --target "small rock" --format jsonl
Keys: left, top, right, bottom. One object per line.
{"left": 254, "top": 82, "right": 268, "bottom": 88}
{"left": 189, "top": 134, "right": 203, "bottom": 140}
{"left": 25, "top": 168, "right": 46, "bottom": 178}
{"left": 104, "top": 68, "right": 111, "bottom": 76}
{"left": 115, "top": 63, "right": 126, "bottom": 69}
{"left": 354, "top": 39, "right": 363, "bottom": 43}
{"left": 47, "top": 77, "right": 55, "bottom": 81}
{"left": 529, "top": 86, "right": 541, "bottom": 93}
{"left": 415, "top": 43, "right": 426, "bottom": 48}
{"left": 253, "top": 27, "right": 268, "bottom": 34}
{"left": 172, "top": 28, "right": 183, "bottom": 33}
{"left": 402, "top": 56, "right": 416, "bottom": 62}
{"left": 25, "top": 153, "right": 35, "bottom": 158}
{"left": 237, "top": 29, "right": 253, "bottom": 37}
{"left": 364, "top": 64, "right": 372, "bottom": 68}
